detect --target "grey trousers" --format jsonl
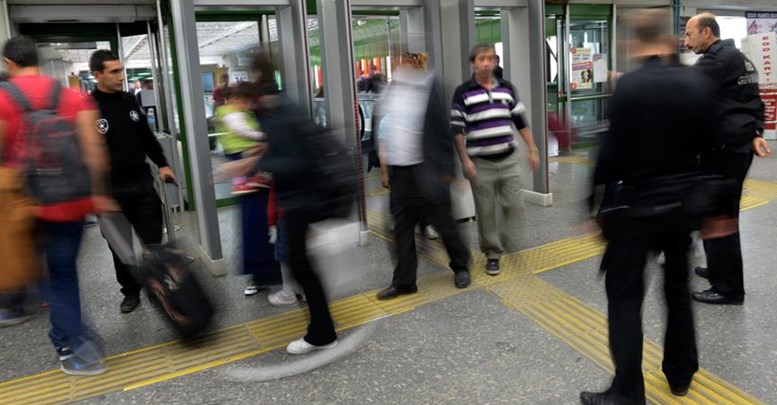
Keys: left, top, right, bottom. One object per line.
{"left": 471, "top": 151, "right": 524, "bottom": 260}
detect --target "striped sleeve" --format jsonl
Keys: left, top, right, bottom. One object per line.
{"left": 507, "top": 83, "right": 528, "bottom": 131}
{"left": 450, "top": 85, "right": 467, "bottom": 133}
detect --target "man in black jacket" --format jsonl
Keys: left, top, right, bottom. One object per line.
{"left": 684, "top": 13, "right": 772, "bottom": 305}
{"left": 581, "top": 10, "right": 715, "bottom": 404}
{"left": 89, "top": 50, "right": 176, "bottom": 313}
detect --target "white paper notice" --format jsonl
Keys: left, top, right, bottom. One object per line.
{"left": 593, "top": 54, "right": 608, "bottom": 83}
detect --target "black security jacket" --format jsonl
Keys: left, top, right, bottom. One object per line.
{"left": 92, "top": 89, "right": 168, "bottom": 183}
{"left": 594, "top": 57, "right": 716, "bottom": 186}
{"left": 695, "top": 39, "right": 765, "bottom": 151}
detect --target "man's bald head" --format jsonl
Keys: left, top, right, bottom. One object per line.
{"left": 684, "top": 13, "right": 720, "bottom": 54}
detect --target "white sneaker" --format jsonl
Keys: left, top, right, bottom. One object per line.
{"left": 244, "top": 285, "right": 260, "bottom": 296}
{"left": 268, "top": 289, "right": 298, "bottom": 306}
{"left": 286, "top": 338, "right": 338, "bottom": 355}
{"left": 425, "top": 225, "right": 439, "bottom": 240}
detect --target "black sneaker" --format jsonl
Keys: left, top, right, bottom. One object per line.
{"left": 454, "top": 271, "right": 471, "bottom": 289}
{"left": 485, "top": 259, "right": 501, "bottom": 276}
{"left": 120, "top": 294, "right": 141, "bottom": 313}
{"left": 0, "top": 306, "right": 31, "bottom": 328}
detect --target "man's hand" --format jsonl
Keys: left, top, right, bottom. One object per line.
{"left": 93, "top": 195, "right": 120, "bottom": 214}
{"left": 528, "top": 149, "right": 540, "bottom": 172}
{"left": 248, "top": 143, "right": 268, "bottom": 156}
{"left": 268, "top": 226, "right": 278, "bottom": 244}
{"left": 159, "top": 166, "right": 177, "bottom": 183}
{"left": 381, "top": 170, "right": 390, "bottom": 189}
{"left": 462, "top": 158, "right": 477, "bottom": 181}
{"left": 753, "top": 137, "right": 772, "bottom": 158}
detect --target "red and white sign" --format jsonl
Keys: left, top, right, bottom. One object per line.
{"left": 742, "top": 32, "right": 777, "bottom": 139}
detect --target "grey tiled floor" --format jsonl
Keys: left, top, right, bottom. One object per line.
{"left": 1, "top": 143, "right": 776, "bottom": 404}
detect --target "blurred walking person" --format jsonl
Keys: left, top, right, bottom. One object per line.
{"left": 0, "top": 36, "right": 117, "bottom": 375}
{"left": 376, "top": 51, "right": 471, "bottom": 299}
{"left": 250, "top": 51, "right": 341, "bottom": 354}
{"left": 581, "top": 11, "right": 720, "bottom": 403}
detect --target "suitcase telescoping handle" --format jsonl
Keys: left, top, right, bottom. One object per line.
{"left": 161, "top": 177, "right": 178, "bottom": 245}
{"left": 97, "top": 213, "right": 139, "bottom": 266}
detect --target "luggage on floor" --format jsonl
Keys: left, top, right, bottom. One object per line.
{"left": 98, "top": 213, "right": 214, "bottom": 340}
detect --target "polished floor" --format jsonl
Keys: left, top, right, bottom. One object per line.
{"left": 1, "top": 145, "right": 776, "bottom": 404}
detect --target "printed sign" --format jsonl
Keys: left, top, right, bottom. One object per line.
{"left": 570, "top": 48, "right": 593, "bottom": 90}
{"left": 746, "top": 12, "right": 777, "bottom": 35}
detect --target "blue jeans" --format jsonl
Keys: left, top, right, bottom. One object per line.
{"left": 43, "top": 220, "right": 87, "bottom": 351}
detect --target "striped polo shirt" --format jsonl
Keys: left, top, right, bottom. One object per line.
{"left": 450, "top": 76, "right": 527, "bottom": 158}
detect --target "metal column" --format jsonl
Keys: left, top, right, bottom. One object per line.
{"left": 169, "top": 0, "right": 225, "bottom": 276}
{"left": 437, "top": 0, "right": 474, "bottom": 102}
{"left": 277, "top": 0, "right": 313, "bottom": 115}
{"left": 0, "top": 0, "right": 11, "bottom": 45}
{"left": 155, "top": 0, "right": 186, "bottom": 211}
{"left": 399, "top": 7, "right": 425, "bottom": 54}
{"left": 116, "top": 24, "right": 129, "bottom": 93}
{"left": 500, "top": 1, "right": 550, "bottom": 202}
{"left": 315, "top": 0, "right": 368, "bottom": 242}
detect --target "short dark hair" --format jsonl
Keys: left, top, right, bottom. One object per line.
{"left": 251, "top": 49, "right": 279, "bottom": 95}
{"left": 696, "top": 14, "right": 720, "bottom": 38}
{"left": 89, "top": 49, "right": 119, "bottom": 73}
{"left": 469, "top": 43, "right": 496, "bottom": 62}
{"left": 229, "top": 82, "right": 256, "bottom": 100}
{"left": 629, "top": 9, "right": 671, "bottom": 44}
{"left": 2, "top": 36, "right": 39, "bottom": 68}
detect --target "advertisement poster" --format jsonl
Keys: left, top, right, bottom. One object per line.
{"left": 746, "top": 12, "right": 777, "bottom": 35}
{"left": 742, "top": 32, "right": 777, "bottom": 139}
{"left": 570, "top": 48, "right": 593, "bottom": 90}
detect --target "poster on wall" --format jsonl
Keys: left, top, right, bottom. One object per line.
{"left": 232, "top": 70, "right": 249, "bottom": 83}
{"left": 742, "top": 32, "right": 777, "bottom": 139}
{"left": 570, "top": 48, "right": 593, "bottom": 90}
{"left": 746, "top": 12, "right": 777, "bottom": 35}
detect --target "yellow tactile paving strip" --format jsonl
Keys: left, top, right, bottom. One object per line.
{"left": 2, "top": 180, "right": 775, "bottom": 404}
{"left": 490, "top": 276, "right": 764, "bottom": 405}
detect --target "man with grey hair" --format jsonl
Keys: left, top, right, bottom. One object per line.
{"left": 451, "top": 43, "right": 539, "bottom": 276}
{"left": 684, "top": 12, "right": 770, "bottom": 305}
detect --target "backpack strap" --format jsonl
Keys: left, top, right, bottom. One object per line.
{"left": 47, "top": 81, "right": 63, "bottom": 111}
{"left": 0, "top": 81, "right": 33, "bottom": 112}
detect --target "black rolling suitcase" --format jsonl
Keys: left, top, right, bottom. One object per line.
{"left": 136, "top": 244, "right": 214, "bottom": 339}
{"left": 98, "top": 213, "right": 214, "bottom": 340}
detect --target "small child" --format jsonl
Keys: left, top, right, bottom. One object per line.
{"left": 214, "top": 83, "right": 268, "bottom": 195}
{"left": 266, "top": 184, "right": 304, "bottom": 306}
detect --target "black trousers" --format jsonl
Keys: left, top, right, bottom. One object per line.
{"left": 108, "top": 178, "right": 163, "bottom": 297}
{"left": 285, "top": 207, "right": 337, "bottom": 346}
{"left": 389, "top": 165, "right": 470, "bottom": 287}
{"left": 701, "top": 150, "right": 753, "bottom": 297}
{"left": 601, "top": 216, "right": 698, "bottom": 403}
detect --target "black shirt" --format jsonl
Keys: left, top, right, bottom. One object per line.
{"left": 595, "top": 57, "right": 716, "bottom": 186}
{"left": 91, "top": 89, "right": 168, "bottom": 183}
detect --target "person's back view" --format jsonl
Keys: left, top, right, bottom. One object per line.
{"left": 582, "top": 10, "right": 719, "bottom": 404}
{"left": 0, "top": 36, "right": 116, "bottom": 375}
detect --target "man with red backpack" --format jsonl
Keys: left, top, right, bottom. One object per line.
{"left": 0, "top": 35, "right": 117, "bottom": 375}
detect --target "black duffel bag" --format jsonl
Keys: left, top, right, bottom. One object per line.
{"left": 625, "top": 172, "right": 738, "bottom": 219}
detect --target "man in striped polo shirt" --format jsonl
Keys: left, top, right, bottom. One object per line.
{"left": 451, "top": 43, "right": 540, "bottom": 275}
